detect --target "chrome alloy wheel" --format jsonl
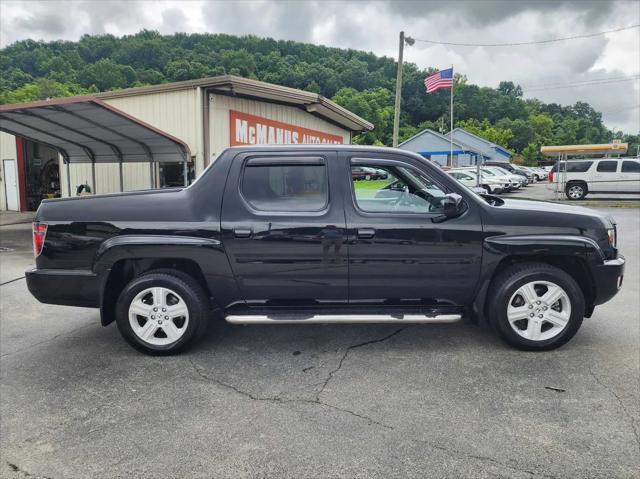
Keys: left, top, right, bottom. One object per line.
{"left": 506, "top": 281, "right": 571, "bottom": 341}
{"left": 128, "top": 287, "right": 189, "bottom": 346}
{"left": 567, "top": 185, "right": 584, "bottom": 199}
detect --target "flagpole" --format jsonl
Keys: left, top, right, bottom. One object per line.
{"left": 449, "top": 64, "right": 454, "bottom": 167}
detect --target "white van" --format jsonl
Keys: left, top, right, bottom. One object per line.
{"left": 549, "top": 158, "right": 640, "bottom": 200}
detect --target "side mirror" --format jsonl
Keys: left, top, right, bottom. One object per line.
{"left": 443, "top": 193, "right": 463, "bottom": 217}
{"left": 432, "top": 193, "right": 464, "bottom": 223}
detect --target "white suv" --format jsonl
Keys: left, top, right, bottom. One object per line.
{"left": 549, "top": 158, "right": 640, "bottom": 200}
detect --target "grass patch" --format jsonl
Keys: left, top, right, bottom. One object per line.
{"left": 353, "top": 179, "right": 393, "bottom": 199}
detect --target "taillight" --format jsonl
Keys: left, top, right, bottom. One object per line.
{"left": 548, "top": 170, "right": 554, "bottom": 183}
{"left": 33, "top": 222, "right": 47, "bottom": 257}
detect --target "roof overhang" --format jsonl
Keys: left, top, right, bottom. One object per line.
{"left": 0, "top": 97, "right": 191, "bottom": 164}
{"left": 541, "top": 143, "right": 629, "bottom": 157}
{"left": 98, "top": 75, "right": 374, "bottom": 133}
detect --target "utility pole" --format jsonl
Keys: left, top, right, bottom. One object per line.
{"left": 392, "top": 31, "right": 414, "bottom": 147}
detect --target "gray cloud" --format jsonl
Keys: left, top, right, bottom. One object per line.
{"left": 201, "top": 0, "right": 320, "bottom": 42}
{"left": 14, "top": 12, "right": 67, "bottom": 37}
{"left": 161, "top": 8, "right": 190, "bottom": 34}
{"left": 78, "top": 0, "right": 147, "bottom": 35}
{"left": 385, "top": 0, "right": 616, "bottom": 26}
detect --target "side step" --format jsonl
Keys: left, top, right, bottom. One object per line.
{"left": 225, "top": 313, "right": 462, "bottom": 324}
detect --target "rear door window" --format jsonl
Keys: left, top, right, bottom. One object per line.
{"left": 596, "top": 161, "right": 618, "bottom": 172}
{"left": 621, "top": 160, "right": 640, "bottom": 173}
{"left": 241, "top": 158, "right": 328, "bottom": 212}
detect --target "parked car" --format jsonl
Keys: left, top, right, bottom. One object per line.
{"left": 535, "top": 167, "right": 549, "bottom": 179}
{"left": 448, "top": 169, "right": 506, "bottom": 194}
{"left": 520, "top": 166, "right": 547, "bottom": 181}
{"left": 351, "top": 166, "right": 369, "bottom": 180}
{"left": 549, "top": 157, "right": 640, "bottom": 200}
{"left": 370, "top": 168, "right": 389, "bottom": 180}
{"left": 512, "top": 165, "right": 536, "bottom": 182}
{"left": 484, "top": 161, "right": 531, "bottom": 185}
{"left": 27, "top": 145, "right": 624, "bottom": 354}
{"left": 478, "top": 167, "right": 523, "bottom": 191}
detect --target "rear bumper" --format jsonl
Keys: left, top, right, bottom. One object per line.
{"left": 592, "top": 256, "right": 625, "bottom": 306}
{"left": 26, "top": 268, "right": 100, "bottom": 308}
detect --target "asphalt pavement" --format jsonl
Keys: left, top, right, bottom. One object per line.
{"left": 0, "top": 206, "right": 638, "bottom": 478}
{"left": 502, "top": 181, "right": 640, "bottom": 205}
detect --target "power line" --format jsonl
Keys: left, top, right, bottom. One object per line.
{"left": 412, "top": 24, "right": 639, "bottom": 47}
{"left": 523, "top": 76, "right": 640, "bottom": 92}
{"left": 520, "top": 74, "right": 640, "bottom": 89}
{"left": 598, "top": 104, "right": 640, "bottom": 115}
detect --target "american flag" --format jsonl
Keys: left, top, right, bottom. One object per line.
{"left": 424, "top": 68, "right": 453, "bottom": 93}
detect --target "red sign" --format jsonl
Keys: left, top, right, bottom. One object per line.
{"left": 230, "top": 110, "right": 344, "bottom": 146}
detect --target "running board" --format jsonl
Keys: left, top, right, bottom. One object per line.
{"left": 225, "top": 313, "right": 462, "bottom": 324}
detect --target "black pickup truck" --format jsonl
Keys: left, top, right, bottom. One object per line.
{"left": 26, "top": 146, "right": 625, "bottom": 354}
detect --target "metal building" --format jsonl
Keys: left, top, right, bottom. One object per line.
{"left": 446, "top": 128, "right": 513, "bottom": 163}
{"left": 0, "top": 75, "right": 373, "bottom": 212}
{"left": 398, "top": 128, "right": 483, "bottom": 166}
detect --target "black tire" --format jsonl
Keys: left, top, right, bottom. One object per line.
{"left": 115, "top": 269, "right": 210, "bottom": 355}
{"left": 487, "top": 262, "right": 585, "bottom": 351}
{"left": 566, "top": 182, "right": 587, "bottom": 200}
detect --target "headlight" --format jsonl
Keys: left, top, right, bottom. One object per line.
{"left": 607, "top": 228, "right": 617, "bottom": 248}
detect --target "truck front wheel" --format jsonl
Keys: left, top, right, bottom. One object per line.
{"left": 115, "top": 270, "right": 209, "bottom": 355}
{"left": 487, "top": 263, "right": 585, "bottom": 350}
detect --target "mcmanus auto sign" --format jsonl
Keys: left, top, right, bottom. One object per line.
{"left": 231, "top": 110, "right": 344, "bottom": 146}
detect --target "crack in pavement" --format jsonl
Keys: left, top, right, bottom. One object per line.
{"left": 0, "top": 276, "right": 25, "bottom": 286}
{"left": 588, "top": 366, "right": 640, "bottom": 452}
{"left": 0, "top": 323, "right": 96, "bottom": 358}
{"left": 188, "top": 349, "right": 555, "bottom": 478}
{"left": 409, "top": 438, "right": 557, "bottom": 478}
{"left": 314, "top": 327, "right": 407, "bottom": 402}
{"left": 187, "top": 356, "right": 393, "bottom": 429}
{"left": 6, "top": 462, "right": 52, "bottom": 479}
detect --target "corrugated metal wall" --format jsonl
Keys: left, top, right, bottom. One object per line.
{"left": 0, "top": 131, "right": 18, "bottom": 211}
{"left": 60, "top": 162, "right": 153, "bottom": 196}
{"left": 58, "top": 88, "right": 201, "bottom": 196}
{"left": 209, "top": 93, "right": 350, "bottom": 162}
{"left": 105, "top": 88, "right": 200, "bottom": 161}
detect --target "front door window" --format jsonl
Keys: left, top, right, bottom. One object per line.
{"left": 351, "top": 164, "right": 447, "bottom": 214}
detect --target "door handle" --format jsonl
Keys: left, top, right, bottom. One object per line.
{"left": 233, "top": 228, "right": 252, "bottom": 238}
{"left": 357, "top": 228, "right": 375, "bottom": 239}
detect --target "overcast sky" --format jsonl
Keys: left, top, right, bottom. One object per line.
{"left": 1, "top": 0, "right": 639, "bottom": 134}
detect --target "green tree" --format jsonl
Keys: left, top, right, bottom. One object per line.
{"left": 528, "top": 113, "right": 554, "bottom": 144}
{"left": 332, "top": 87, "right": 394, "bottom": 145}
{"left": 497, "top": 81, "right": 523, "bottom": 97}
{"left": 456, "top": 119, "right": 513, "bottom": 149}
{"left": 521, "top": 143, "right": 540, "bottom": 166}
{"left": 78, "top": 59, "right": 129, "bottom": 90}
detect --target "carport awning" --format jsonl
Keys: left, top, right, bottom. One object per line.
{"left": 0, "top": 97, "right": 191, "bottom": 164}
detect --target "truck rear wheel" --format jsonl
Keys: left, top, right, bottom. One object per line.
{"left": 487, "top": 263, "right": 585, "bottom": 350}
{"left": 115, "top": 270, "right": 209, "bottom": 355}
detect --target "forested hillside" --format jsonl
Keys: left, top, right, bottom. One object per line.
{"left": 1, "top": 30, "right": 637, "bottom": 162}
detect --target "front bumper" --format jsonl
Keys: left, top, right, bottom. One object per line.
{"left": 592, "top": 255, "right": 625, "bottom": 305}
{"left": 26, "top": 268, "right": 100, "bottom": 308}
